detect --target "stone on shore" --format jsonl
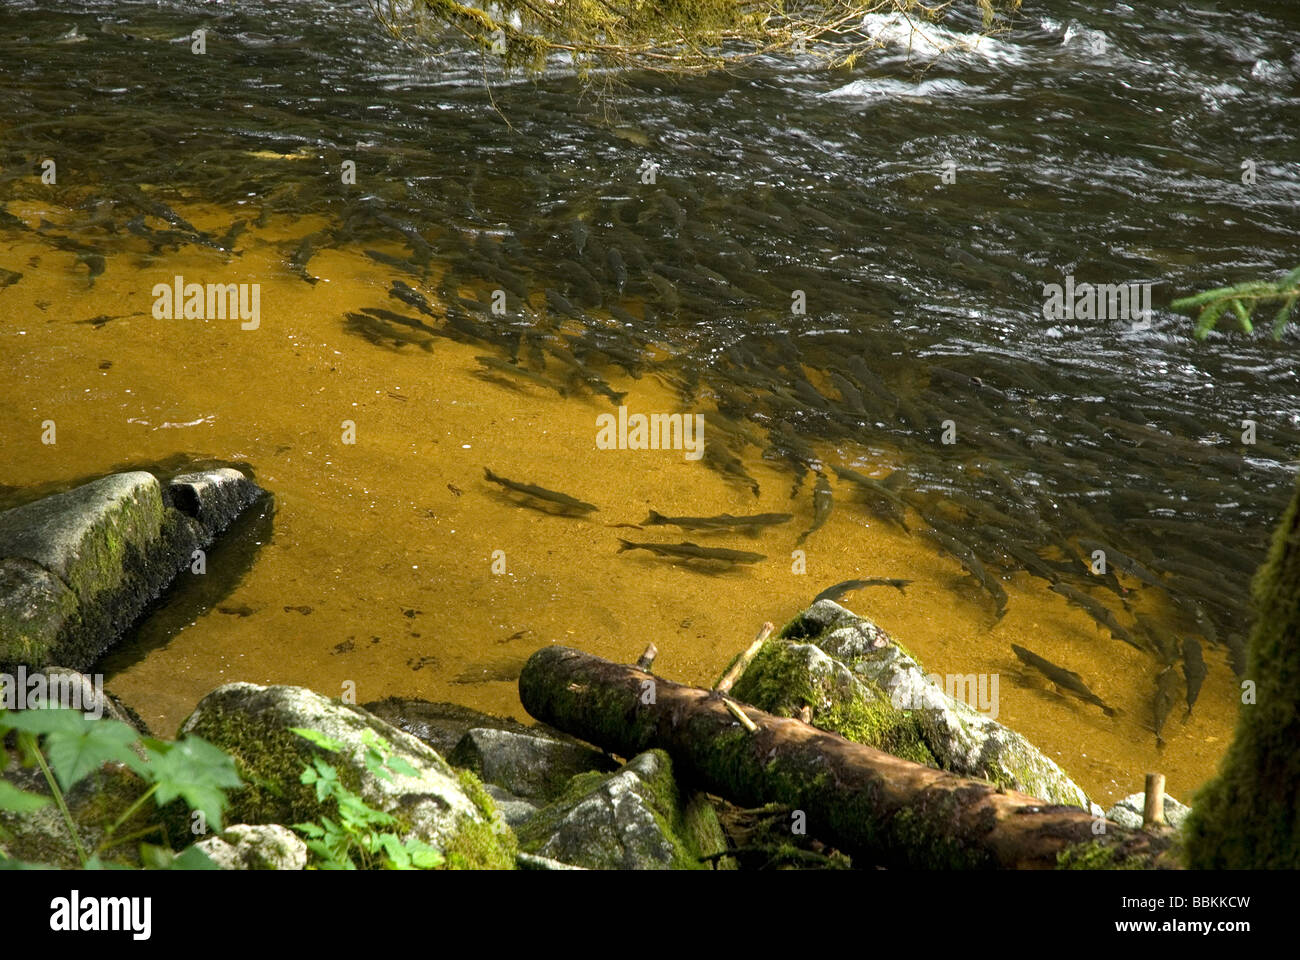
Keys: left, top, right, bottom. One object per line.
{"left": 180, "top": 683, "right": 517, "bottom": 869}
{"left": 450, "top": 726, "right": 615, "bottom": 802}
{"left": 732, "top": 599, "right": 1094, "bottom": 810}
{"left": 515, "top": 749, "right": 702, "bottom": 870}
{"left": 193, "top": 824, "right": 309, "bottom": 870}
{"left": 1105, "top": 792, "right": 1191, "bottom": 830}
{"left": 0, "top": 467, "right": 265, "bottom": 671}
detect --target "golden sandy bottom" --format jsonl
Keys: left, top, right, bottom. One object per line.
{"left": 0, "top": 200, "right": 1239, "bottom": 807}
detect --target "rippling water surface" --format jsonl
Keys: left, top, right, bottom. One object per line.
{"left": 2, "top": 0, "right": 1298, "bottom": 804}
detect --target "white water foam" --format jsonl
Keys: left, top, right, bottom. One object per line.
{"left": 823, "top": 76, "right": 970, "bottom": 101}
{"left": 860, "top": 12, "right": 1028, "bottom": 66}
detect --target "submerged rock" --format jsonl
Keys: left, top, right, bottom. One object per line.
{"left": 193, "top": 824, "right": 308, "bottom": 870}
{"left": 515, "top": 749, "right": 703, "bottom": 870}
{"left": 0, "top": 467, "right": 265, "bottom": 671}
{"left": 181, "top": 683, "right": 517, "bottom": 869}
{"left": 733, "top": 599, "right": 1094, "bottom": 810}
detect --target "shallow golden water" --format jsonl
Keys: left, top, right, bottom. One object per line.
{"left": 0, "top": 200, "right": 1241, "bottom": 807}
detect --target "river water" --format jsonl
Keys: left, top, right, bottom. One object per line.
{"left": 1, "top": 0, "right": 1297, "bottom": 806}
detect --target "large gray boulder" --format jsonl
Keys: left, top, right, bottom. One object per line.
{"left": 180, "top": 683, "right": 517, "bottom": 869}
{"left": 0, "top": 467, "right": 264, "bottom": 671}
{"left": 733, "top": 600, "right": 1094, "bottom": 810}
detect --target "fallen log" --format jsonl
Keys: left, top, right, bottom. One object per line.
{"left": 519, "top": 645, "right": 1180, "bottom": 870}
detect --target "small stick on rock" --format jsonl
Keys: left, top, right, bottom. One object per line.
{"left": 636, "top": 643, "right": 658, "bottom": 672}
{"left": 1143, "top": 773, "right": 1166, "bottom": 828}
{"left": 715, "top": 621, "right": 775, "bottom": 695}
{"left": 724, "top": 698, "right": 759, "bottom": 733}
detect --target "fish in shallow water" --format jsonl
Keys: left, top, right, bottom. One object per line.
{"left": 1011, "top": 643, "right": 1116, "bottom": 717}
{"left": 389, "top": 279, "right": 434, "bottom": 316}
{"left": 616, "top": 539, "right": 765, "bottom": 564}
{"left": 702, "top": 443, "right": 760, "bottom": 497}
{"left": 483, "top": 468, "right": 597, "bottom": 513}
{"left": 831, "top": 464, "right": 909, "bottom": 531}
{"left": 642, "top": 509, "right": 792, "bottom": 533}
{"left": 1182, "top": 635, "right": 1207, "bottom": 720}
{"left": 796, "top": 473, "right": 833, "bottom": 545}
{"left": 1049, "top": 582, "right": 1138, "bottom": 648}
{"left": 813, "top": 578, "right": 912, "bottom": 604}
{"left": 474, "top": 356, "right": 569, "bottom": 396}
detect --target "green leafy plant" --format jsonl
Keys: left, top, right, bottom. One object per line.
{"left": 289, "top": 727, "right": 444, "bottom": 870}
{"left": 1171, "top": 265, "right": 1300, "bottom": 340}
{"left": 0, "top": 708, "right": 241, "bottom": 869}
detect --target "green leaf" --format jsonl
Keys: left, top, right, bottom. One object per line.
{"left": 408, "top": 843, "right": 444, "bottom": 870}
{"left": 1194, "top": 299, "right": 1230, "bottom": 339}
{"left": 170, "top": 845, "right": 220, "bottom": 870}
{"left": 291, "top": 728, "right": 344, "bottom": 752}
{"left": 1231, "top": 299, "right": 1254, "bottom": 333}
{"left": 0, "top": 779, "right": 50, "bottom": 813}
{"left": 139, "top": 842, "right": 175, "bottom": 870}
{"left": 385, "top": 755, "right": 419, "bottom": 778}
{"left": 1, "top": 708, "right": 90, "bottom": 735}
{"left": 32, "top": 713, "right": 142, "bottom": 790}
{"left": 1272, "top": 295, "right": 1297, "bottom": 339}
{"left": 144, "top": 735, "right": 242, "bottom": 831}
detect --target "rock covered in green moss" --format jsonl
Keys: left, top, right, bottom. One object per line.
{"left": 515, "top": 749, "right": 702, "bottom": 869}
{"left": 450, "top": 726, "right": 615, "bottom": 802}
{"left": 1105, "top": 792, "right": 1191, "bottom": 831}
{"left": 0, "top": 468, "right": 264, "bottom": 671}
{"left": 180, "top": 683, "right": 517, "bottom": 869}
{"left": 730, "top": 637, "right": 935, "bottom": 766}
{"left": 737, "top": 600, "right": 1093, "bottom": 810}
{"left": 0, "top": 560, "right": 78, "bottom": 668}
{"left": 193, "top": 823, "right": 308, "bottom": 870}
{"left": 0, "top": 757, "right": 153, "bottom": 868}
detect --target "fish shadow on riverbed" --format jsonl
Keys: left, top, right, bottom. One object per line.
{"left": 612, "top": 552, "right": 762, "bottom": 576}
{"left": 1008, "top": 665, "right": 1121, "bottom": 720}
{"left": 482, "top": 486, "right": 598, "bottom": 517}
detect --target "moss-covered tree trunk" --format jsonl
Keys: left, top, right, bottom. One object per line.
{"left": 1184, "top": 477, "right": 1300, "bottom": 868}
{"left": 519, "top": 645, "right": 1178, "bottom": 869}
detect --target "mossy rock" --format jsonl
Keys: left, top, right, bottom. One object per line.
{"left": 0, "top": 468, "right": 265, "bottom": 671}
{"left": 449, "top": 726, "right": 615, "bottom": 802}
{"left": 515, "top": 749, "right": 705, "bottom": 869}
{"left": 0, "top": 757, "right": 154, "bottom": 868}
{"left": 736, "top": 600, "right": 1093, "bottom": 809}
{"left": 731, "top": 638, "right": 935, "bottom": 766}
{"left": 178, "top": 683, "right": 517, "bottom": 869}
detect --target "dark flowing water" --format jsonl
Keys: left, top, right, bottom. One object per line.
{"left": 2, "top": 0, "right": 1298, "bottom": 804}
